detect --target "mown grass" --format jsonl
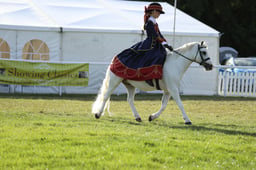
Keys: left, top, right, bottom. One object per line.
{"left": 0, "top": 93, "right": 255, "bottom": 169}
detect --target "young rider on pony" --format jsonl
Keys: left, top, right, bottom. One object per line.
{"left": 110, "top": 2, "right": 173, "bottom": 82}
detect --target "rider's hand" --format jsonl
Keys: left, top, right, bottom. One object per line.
{"left": 163, "top": 44, "right": 173, "bottom": 51}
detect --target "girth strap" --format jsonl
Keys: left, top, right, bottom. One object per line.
{"left": 155, "top": 79, "right": 161, "bottom": 90}
{"left": 145, "top": 79, "right": 161, "bottom": 90}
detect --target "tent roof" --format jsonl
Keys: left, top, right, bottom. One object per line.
{"left": 0, "top": 0, "right": 219, "bottom": 36}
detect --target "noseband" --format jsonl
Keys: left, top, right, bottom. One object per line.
{"left": 173, "top": 44, "right": 210, "bottom": 66}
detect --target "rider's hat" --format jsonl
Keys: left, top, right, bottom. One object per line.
{"left": 145, "top": 3, "right": 165, "bottom": 14}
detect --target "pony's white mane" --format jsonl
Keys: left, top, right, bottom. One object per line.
{"left": 175, "top": 42, "right": 199, "bottom": 52}
{"left": 166, "top": 41, "right": 208, "bottom": 57}
{"left": 166, "top": 42, "right": 198, "bottom": 57}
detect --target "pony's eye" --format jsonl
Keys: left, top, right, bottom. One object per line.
{"left": 201, "top": 51, "right": 207, "bottom": 55}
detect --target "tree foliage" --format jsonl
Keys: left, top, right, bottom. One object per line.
{"left": 165, "top": 0, "right": 256, "bottom": 57}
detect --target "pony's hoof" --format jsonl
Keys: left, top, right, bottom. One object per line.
{"left": 135, "top": 117, "right": 142, "bottom": 122}
{"left": 185, "top": 122, "right": 192, "bottom": 125}
{"left": 95, "top": 114, "right": 100, "bottom": 119}
{"left": 149, "top": 115, "right": 153, "bottom": 121}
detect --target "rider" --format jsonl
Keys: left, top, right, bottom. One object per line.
{"left": 110, "top": 2, "right": 173, "bottom": 81}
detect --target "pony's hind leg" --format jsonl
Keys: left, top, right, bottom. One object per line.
{"left": 124, "top": 83, "right": 142, "bottom": 122}
{"left": 93, "top": 70, "right": 122, "bottom": 119}
{"left": 149, "top": 91, "right": 171, "bottom": 121}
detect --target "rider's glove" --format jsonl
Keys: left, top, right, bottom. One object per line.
{"left": 163, "top": 44, "right": 173, "bottom": 51}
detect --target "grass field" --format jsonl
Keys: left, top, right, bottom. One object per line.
{"left": 0, "top": 93, "right": 255, "bottom": 169}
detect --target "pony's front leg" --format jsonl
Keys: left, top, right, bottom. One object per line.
{"left": 124, "top": 84, "right": 142, "bottom": 122}
{"left": 170, "top": 88, "right": 192, "bottom": 125}
{"left": 149, "top": 91, "right": 170, "bottom": 121}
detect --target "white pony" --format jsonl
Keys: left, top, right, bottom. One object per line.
{"left": 92, "top": 41, "right": 213, "bottom": 125}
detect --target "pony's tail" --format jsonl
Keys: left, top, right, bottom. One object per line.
{"left": 92, "top": 68, "right": 112, "bottom": 116}
{"left": 105, "top": 98, "right": 114, "bottom": 116}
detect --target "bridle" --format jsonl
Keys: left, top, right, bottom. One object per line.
{"left": 172, "top": 44, "right": 210, "bottom": 66}
{"left": 195, "top": 45, "right": 211, "bottom": 65}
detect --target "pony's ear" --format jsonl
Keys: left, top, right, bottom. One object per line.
{"left": 201, "top": 41, "right": 207, "bottom": 48}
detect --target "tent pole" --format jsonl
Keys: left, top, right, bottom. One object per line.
{"left": 59, "top": 27, "right": 63, "bottom": 62}
{"left": 59, "top": 27, "right": 63, "bottom": 96}
{"left": 173, "top": 0, "right": 177, "bottom": 47}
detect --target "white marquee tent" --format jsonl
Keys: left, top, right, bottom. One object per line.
{"left": 0, "top": 0, "right": 219, "bottom": 95}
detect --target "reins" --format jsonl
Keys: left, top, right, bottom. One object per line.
{"left": 172, "top": 44, "right": 210, "bottom": 66}
{"left": 172, "top": 50, "right": 195, "bottom": 63}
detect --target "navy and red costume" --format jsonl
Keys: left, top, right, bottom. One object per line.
{"left": 110, "top": 4, "right": 169, "bottom": 81}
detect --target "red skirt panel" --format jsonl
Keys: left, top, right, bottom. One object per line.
{"left": 110, "top": 57, "right": 163, "bottom": 81}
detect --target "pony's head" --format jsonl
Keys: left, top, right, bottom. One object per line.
{"left": 167, "top": 41, "right": 213, "bottom": 71}
{"left": 195, "top": 41, "right": 213, "bottom": 71}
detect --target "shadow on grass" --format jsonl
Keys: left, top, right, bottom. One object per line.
{"left": 159, "top": 122, "right": 256, "bottom": 137}
{"left": 102, "top": 116, "right": 256, "bottom": 137}
{"left": 182, "top": 124, "right": 256, "bottom": 137}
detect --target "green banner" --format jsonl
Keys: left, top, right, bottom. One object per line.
{"left": 0, "top": 60, "right": 89, "bottom": 86}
